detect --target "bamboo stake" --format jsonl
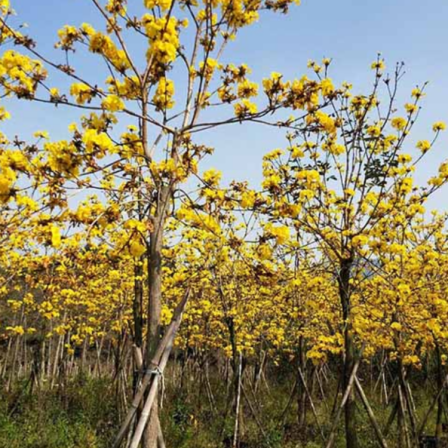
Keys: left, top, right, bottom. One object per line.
{"left": 400, "top": 371, "right": 417, "bottom": 443}
{"left": 128, "top": 314, "right": 182, "bottom": 448}
{"left": 325, "top": 354, "right": 363, "bottom": 448}
{"left": 418, "top": 374, "right": 448, "bottom": 437}
{"left": 205, "top": 360, "right": 218, "bottom": 416}
{"left": 384, "top": 399, "right": 399, "bottom": 437}
{"left": 233, "top": 352, "right": 243, "bottom": 448}
{"left": 156, "top": 416, "right": 166, "bottom": 448}
{"left": 316, "top": 367, "right": 329, "bottom": 412}
{"left": 277, "top": 378, "right": 298, "bottom": 426}
{"left": 298, "top": 367, "right": 326, "bottom": 442}
{"left": 112, "top": 290, "right": 190, "bottom": 448}
{"left": 355, "top": 376, "right": 389, "bottom": 448}
{"left": 382, "top": 370, "right": 389, "bottom": 406}
{"left": 241, "top": 385, "right": 272, "bottom": 447}
{"left": 398, "top": 385, "right": 411, "bottom": 448}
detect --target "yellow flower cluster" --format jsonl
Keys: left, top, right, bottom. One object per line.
{"left": 0, "top": 50, "right": 47, "bottom": 98}
{"left": 70, "top": 83, "right": 96, "bottom": 105}
{"left": 144, "top": 0, "right": 172, "bottom": 10}
{"left": 0, "top": 149, "right": 30, "bottom": 203}
{"left": 88, "top": 31, "right": 131, "bottom": 72}
{"left": 152, "top": 77, "right": 175, "bottom": 111}
{"left": 82, "top": 129, "right": 115, "bottom": 157}
{"left": 234, "top": 99, "right": 257, "bottom": 117}
{"left": 106, "top": 76, "right": 140, "bottom": 100}
{"left": 102, "top": 94, "right": 125, "bottom": 112}
{"left": 56, "top": 25, "right": 81, "bottom": 50}
{"left": 0, "top": 0, "right": 9, "bottom": 13}
{"left": 45, "top": 141, "right": 80, "bottom": 177}
{"left": 143, "top": 15, "right": 180, "bottom": 67}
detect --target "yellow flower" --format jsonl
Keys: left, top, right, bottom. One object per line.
{"left": 411, "top": 88, "right": 424, "bottom": 99}
{"left": 129, "top": 239, "right": 146, "bottom": 257}
{"left": 234, "top": 99, "right": 257, "bottom": 117}
{"left": 265, "top": 223, "right": 290, "bottom": 244}
{"left": 0, "top": 0, "right": 9, "bottom": 13}
{"left": 80, "top": 23, "right": 95, "bottom": 36}
{"left": 315, "top": 111, "right": 336, "bottom": 134}
{"left": 371, "top": 60, "right": 385, "bottom": 71}
{"left": 68, "top": 123, "right": 78, "bottom": 133}
{"left": 82, "top": 129, "right": 115, "bottom": 155}
{"left": 0, "top": 106, "right": 11, "bottom": 121}
{"left": 34, "top": 130, "right": 50, "bottom": 139}
{"left": 143, "top": 16, "right": 179, "bottom": 65}
{"left": 199, "top": 58, "right": 221, "bottom": 81}
{"left": 398, "top": 153, "right": 412, "bottom": 164}
{"left": 264, "top": 149, "right": 284, "bottom": 160}
{"left": 320, "top": 78, "right": 334, "bottom": 97}
{"left": 308, "top": 60, "right": 321, "bottom": 73}
{"left": 433, "top": 121, "right": 446, "bottom": 132}
{"left": 405, "top": 103, "right": 418, "bottom": 114}
{"left": 241, "top": 191, "right": 256, "bottom": 208}
{"left": 102, "top": 94, "right": 125, "bottom": 112}
{"left": 152, "top": 77, "right": 175, "bottom": 111}
{"left": 50, "top": 225, "right": 62, "bottom": 248}
{"left": 391, "top": 117, "right": 406, "bottom": 130}
{"left": 262, "top": 174, "right": 281, "bottom": 189}
{"left": 237, "top": 79, "right": 258, "bottom": 98}
{"left": 203, "top": 168, "right": 222, "bottom": 186}
{"left": 70, "top": 83, "right": 94, "bottom": 105}
{"left": 290, "top": 146, "right": 304, "bottom": 158}
{"left": 144, "top": 0, "right": 172, "bottom": 10}
{"left": 6, "top": 326, "right": 25, "bottom": 336}
{"left": 49, "top": 87, "right": 60, "bottom": 99}
{"left": 367, "top": 125, "right": 381, "bottom": 137}
{"left": 106, "top": 0, "right": 127, "bottom": 14}
{"left": 344, "top": 188, "right": 355, "bottom": 197}
{"left": 416, "top": 140, "right": 431, "bottom": 153}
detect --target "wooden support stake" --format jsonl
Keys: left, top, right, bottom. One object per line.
{"left": 325, "top": 353, "right": 363, "bottom": 448}
{"left": 355, "top": 376, "right": 389, "bottom": 448}
{"left": 112, "top": 290, "right": 190, "bottom": 448}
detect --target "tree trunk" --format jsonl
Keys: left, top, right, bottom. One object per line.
{"left": 434, "top": 345, "right": 444, "bottom": 439}
{"left": 133, "top": 261, "right": 144, "bottom": 352}
{"left": 144, "top": 184, "right": 171, "bottom": 448}
{"left": 339, "top": 257, "right": 358, "bottom": 448}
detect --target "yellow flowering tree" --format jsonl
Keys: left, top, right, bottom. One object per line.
{"left": 258, "top": 59, "right": 448, "bottom": 447}
{"left": 0, "top": 0, "right": 327, "bottom": 444}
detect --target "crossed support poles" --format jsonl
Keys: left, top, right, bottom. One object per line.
{"left": 112, "top": 290, "right": 190, "bottom": 448}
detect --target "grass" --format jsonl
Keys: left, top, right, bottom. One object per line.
{"left": 0, "top": 370, "right": 446, "bottom": 448}
{"left": 0, "top": 376, "right": 117, "bottom": 448}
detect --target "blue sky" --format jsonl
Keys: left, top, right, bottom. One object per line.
{"left": 3, "top": 0, "right": 448, "bottom": 210}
